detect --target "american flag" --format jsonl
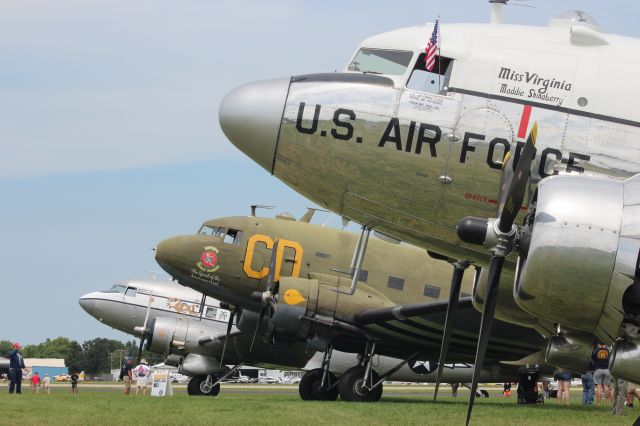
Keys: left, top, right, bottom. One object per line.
{"left": 425, "top": 19, "right": 439, "bottom": 72}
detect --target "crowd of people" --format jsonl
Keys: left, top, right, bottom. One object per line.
{"left": 501, "top": 341, "right": 637, "bottom": 416}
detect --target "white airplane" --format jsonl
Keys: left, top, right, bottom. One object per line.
{"left": 217, "top": 4, "right": 640, "bottom": 421}
{"left": 80, "top": 279, "right": 508, "bottom": 398}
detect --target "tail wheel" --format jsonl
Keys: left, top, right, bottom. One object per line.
{"left": 187, "top": 375, "right": 220, "bottom": 396}
{"left": 338, "top": 366, "right": 383, "bottom": 402}
{"left": 299, "top": 368, "right": 339, "bottom": 401}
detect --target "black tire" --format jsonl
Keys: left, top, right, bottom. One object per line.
{"left": 187, "top": 375, "right": 221, "bottom": 397}
{"left": 338, "top": 366, "right": 383, "bottom": 402}
{"left": 299, "top": 368, "right": 339, "bottom": 401}
{"left": 480, "top": 389, "right": 489, "bottom": 398}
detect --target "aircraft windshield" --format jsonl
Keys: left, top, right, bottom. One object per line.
{"left": 198, "top": 225, "right": 226, "bottom": 238}
{"left": 348, "top": 48, "right": 413, "bottom": 76}
{"left": 106, "top": 285, "right": 126, "bottom": 294}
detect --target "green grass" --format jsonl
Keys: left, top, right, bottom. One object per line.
{"left": 0, "top": 386, "right": 634, "bottom": 425}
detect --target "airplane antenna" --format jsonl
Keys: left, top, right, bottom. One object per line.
{"left": 489, "top": 0, "right": 535, "bottom": 23}
{"left": 250, "top": 205, "right": 274, "bottom": 217}
{"left": 299, "top": 207, "right": 329, "bottom": 223}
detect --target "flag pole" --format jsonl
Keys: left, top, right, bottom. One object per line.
{"left": 437, "top": 16, "right": 442, "bottom": 91}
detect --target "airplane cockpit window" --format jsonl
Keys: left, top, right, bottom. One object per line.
{"left": 106, "top": 285, "right": 126, "bottom": 294}
{"left": 198, "top": 225, "right": 226, "bottom": 238}
{"left": 224, "top": 229, "right": 243, "bottom": 246}
{"left": 406, "top": 54, "right": 452, "bottom": 94}
{"left": 124, "top": 287, "right": 137, "bottom": 297}
{"left": 348, "top": 48, "right": 413, "bottom": 76}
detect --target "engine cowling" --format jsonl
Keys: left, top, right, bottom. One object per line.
{"left": 544, "top": 332, "right": 593, "bottom": 373}
{"left": 515, "top": 174, "right": 640, "bottom": 342}
{"left": 146, "top": 317, "right": 219, "bottom": 357}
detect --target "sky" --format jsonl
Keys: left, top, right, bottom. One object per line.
{"left": 1, "top": 0, "right": 638, "bottom": 345}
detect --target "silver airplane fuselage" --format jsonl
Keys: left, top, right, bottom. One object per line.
{"left": 79, "top": 279, "right": 517, "bottom": 383}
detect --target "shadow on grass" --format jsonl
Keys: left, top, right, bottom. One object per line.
{"left": 378, "top": 396, "right": 616, "bottom": 412}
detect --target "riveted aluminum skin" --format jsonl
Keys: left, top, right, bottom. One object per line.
{"left": 219, "top": 77, "right": 291, "bottom": 172}
{"left": 544, "top": 332, "right": 593, "bottom": 372}
{"left": 516, "top": 175, "right": 623, "bottom": 331}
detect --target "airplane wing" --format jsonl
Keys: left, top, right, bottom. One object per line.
{"left": 349, "top": 297, "right": 544, "bottom": 363}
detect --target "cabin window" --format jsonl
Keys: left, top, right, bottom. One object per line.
{"left": 224, "top": 229, "right": 243, "bottom": 245}
{"left": 315, "top": 251, "right": 331, "bottom": 259}
{"left": 387, "top": 276, "right": 405, "bottom": 290}
{"left": 124, "top": 287, "right": 137, "bottom": 297}
{"left": 406, "top": 54, "right": 452, "bottom": 94}
{"left": 423, "top": 284, "right": 441, "bottom": 299}
{"left": 358, "top": 269, "right": 369, "bottom": 283}
{"left": 205, "top": 307, "right": 217, "bottom": 319}
{"left": 348, "top": 48, "right": 413, "bottom": 76}
{"left": 107, "top": 285, "right": 126, "bottom": 294}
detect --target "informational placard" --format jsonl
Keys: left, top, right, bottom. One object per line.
{"left": 151, "top": 370, "right": 173, "bottom": 397}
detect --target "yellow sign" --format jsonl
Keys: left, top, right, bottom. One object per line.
{"left": 243, "top": 234, "right": 304, "bottom": 281}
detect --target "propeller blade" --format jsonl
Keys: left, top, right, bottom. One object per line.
{"left": 497, "top": 122, "right": 537, "bottom": 233}
{"left": 219, "top": 310, "right": 236, "bottom": 366}
{"left": 265, "top": 238, "right": 280, "bottom": 291}
{"left": 137, "top": 292, "right": 154, "bottom": 363}
{"left": 465, "top": 255, "right": 504, "bottom": 426}
{"left": 137, "top": 336, "right": 146, "bottom": 363}
{"left": 249, "top": 305, "right": 267, "bottom": 353}
{"left": 433, "top": 263, "right": 466, "bottom": 401}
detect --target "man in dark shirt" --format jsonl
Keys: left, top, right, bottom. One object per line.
{"left": 119, "top": 358, "right": 133, "bottom": 395}
{"left": 70, "top": 372, "right": 79, "bottom": 394}
{"left": 592, "top": 343, "right": 612, "bottom": 405}
{"left": 7, "top": 343, "right": 25, "bottom": 394}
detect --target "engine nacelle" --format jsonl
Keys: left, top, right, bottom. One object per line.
{"left": 179, "top": 353, "right": 221, "bottom": 376}
{"left": 544, "top": 332, "right": 593, "bottom": 372}
{"left": 516, "top": 174, "right": 640, "bottom": 341}
{"left": 610, "top": 338, "right": 640, "bottom": 384}
{"left": 146, "top": 317, "right": 219, "bottom": 357}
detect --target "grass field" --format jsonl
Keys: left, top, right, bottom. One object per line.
{"left": 0, "top": 385, "right": 635, "bottom": 425}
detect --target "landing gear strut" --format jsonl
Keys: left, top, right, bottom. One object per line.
{"left": 338, "top": 342, "right": 383, "bottom": 402}
{"left": 299, "top": 346, "right": 338, "bottom": 401}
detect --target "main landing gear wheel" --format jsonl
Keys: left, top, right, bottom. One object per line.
{"left": 187, "top": 375, "right": 221, "bottom": 396}
{"left": 299, "top": 368, "right": 339, "bottom": 401}
{"left": 338, "top": 366, "right": 383, "bottom": 402}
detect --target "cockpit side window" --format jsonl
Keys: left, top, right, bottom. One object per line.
{"left": 224, "top": 229, "right": 243, "bottom": 246}
{"left": 348, "top": 48, "right": 413, "bottom": 76}
{"left": 124, "top": 287, "right": 137, "bottom": 297}
{"left": 406, "top": 54, "right": 453, "bottom": 94}
{"left": 198, "top": 225, "right": 226, "bottom": 238}
{"left": 107, "top": 285, "right": 126, "bottom": 294}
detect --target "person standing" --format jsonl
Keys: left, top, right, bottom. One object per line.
{"left": 119, "top": 358, "right": 134, "bottom": 395}
{"left": 581, "top": 363, "right": 595, "bottom": 405}
{"left": 30, "top": 372, "right": 41, "bottom": 394}
{"left": 592, "top": 342, "right": 612, "bottom": 406}
{"left": 555, "top": 369, "right": 572, "bottom": 405}
{"left": 42, "top": 373, "right": 51, "bottom": 394}
{"left": 70, "top": 371, "right": 79, "bottom": 395}
{"left": 134, "top": 359, "right": 151, "bottom": 395}
{"left": 7, "top": 342, "right": 26, "bottom": 394}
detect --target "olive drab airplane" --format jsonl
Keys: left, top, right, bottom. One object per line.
{"left": 79, "top": 278, "right": 499, "bottom": 398}
{"left": 217, "top": 4, "right": 640, "bottom": 421}
{"left": 154, "top": 208, "right": 551, "bottom": 402}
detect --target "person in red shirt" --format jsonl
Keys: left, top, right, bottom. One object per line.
{"left": 30, "top": 372, "right": 41, "bottom": 394}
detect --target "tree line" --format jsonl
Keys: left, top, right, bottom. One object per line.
{"left": 1, "top": 337, "right": 161, "bottom": 374}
